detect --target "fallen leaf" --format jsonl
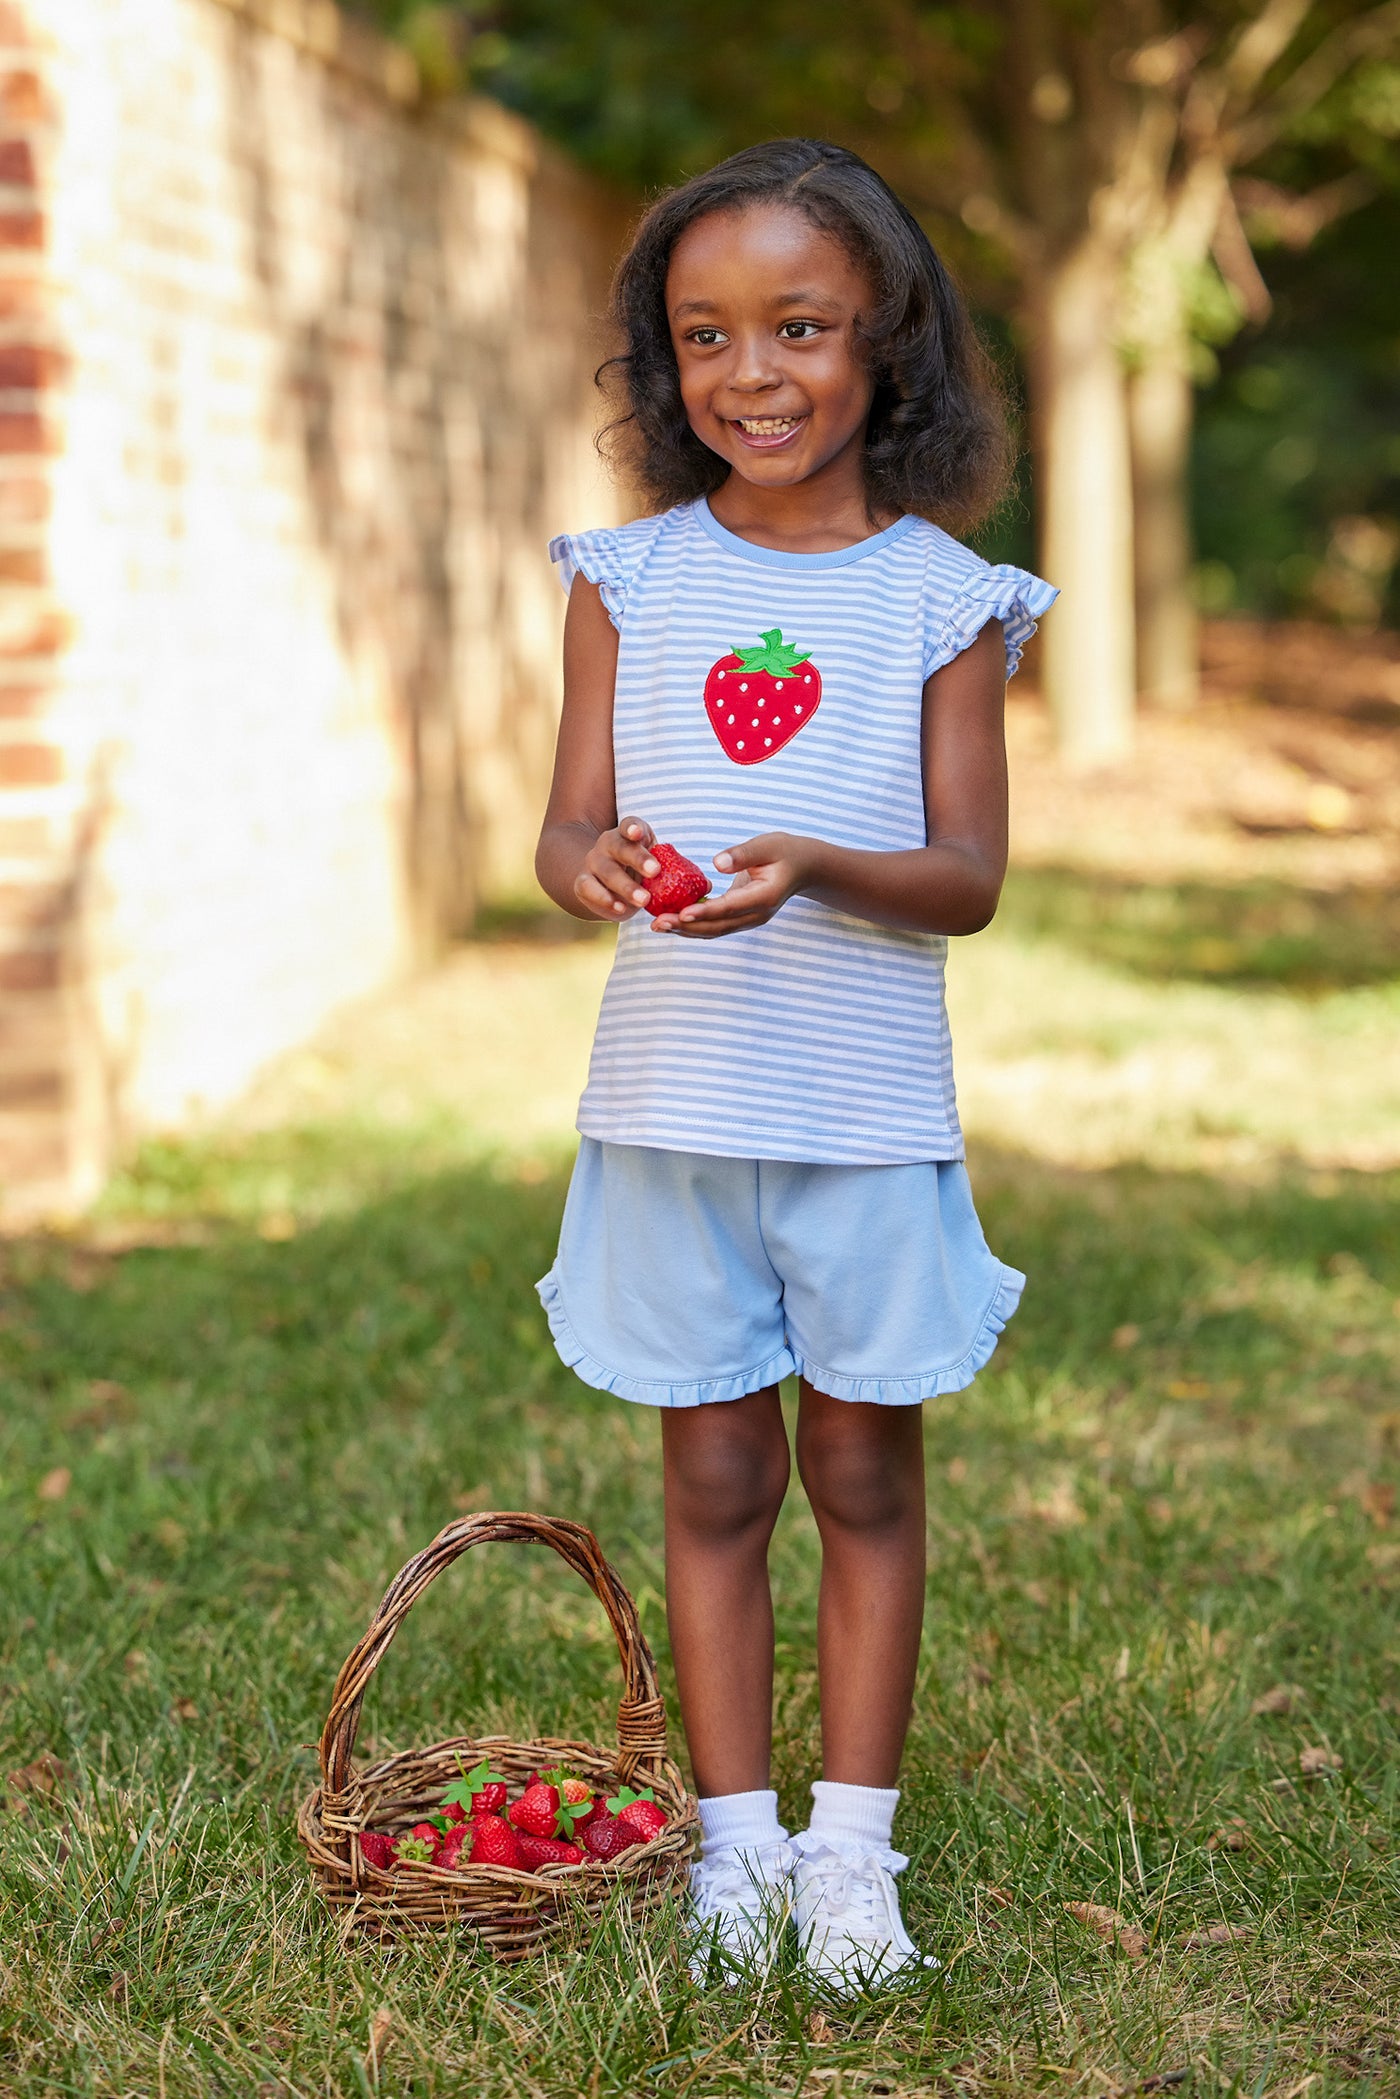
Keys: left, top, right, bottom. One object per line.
{"left": 1358, "top": 1480, "right": 1395, "bottom": 1529}
{"left": 1111, "top": 1323, "right": 1141, "bottom": 1350}
{"left": 968, "top": 1662, "right": 993, "bottom": 1687}
{"left": 806, "top": 2009, "right": 834, "bottom": 2043}
{"left": 1065, "top": 1900, "right": 1148, "bottom": 1961}
{"left": 171, "top": 1698, "right": 198, "bottom": 1723}
{"left": 982, "top": 1884, "right": 1015, "bottom": 1909}
{"left": 7, "top": 1753, "right": 70, "bottom": 1800}
{"left": 123, "top": 1651, "right": 148, "bottom": 1680}
{"left": 37, "top": 1467, "right": 71, "bottom": 1503}
{"left": 1182, "top": 1922, "right": 1252, "bottom": 1949}
{"left": 1207, "top": 1820, "right": 1249, "bottom": 1852}
{"left": 366, "top": 2006, "right": 394, "bottom": 2078}
{"left": 1298, "top": 1745, "right": 1341, "bottom": 1776}
{"left": 1251, "top": 1683, "right": 1304, "bottom": 1716}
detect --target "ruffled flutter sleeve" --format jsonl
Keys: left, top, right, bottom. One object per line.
{"left": 926, "top": 561, "right": 1059, "bottom": 681}
{"left": 548, "top": 514, "right": 668, "bottom": 631}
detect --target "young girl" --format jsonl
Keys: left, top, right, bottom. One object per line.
{"left": 534, "top": 138, "right": 1055, "bottom": 1992}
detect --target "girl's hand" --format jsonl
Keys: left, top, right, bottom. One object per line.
{"left": 576, "top": 816, "right": 661, "bottom": 920}
{"left": 652, "top": 833, "right": 815, "bottom": 938}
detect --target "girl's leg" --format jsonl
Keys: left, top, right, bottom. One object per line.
{"left": 661, "top": 1386, "right": 790, "bottom": 1798}
{"left": 794, "top": 1382, "right": 926, "bottom": 1786}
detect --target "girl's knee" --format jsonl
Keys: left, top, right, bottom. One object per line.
{"left": 663, "top": 1410, "right": 790, "bottom": 1539}
{"left": 797, "top": 1412, "right": 923, "bottom": 1534}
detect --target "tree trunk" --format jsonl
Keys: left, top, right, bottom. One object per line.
{"left": 1129, "top": 334, "right": 1199, "bottom": 709}
{"left": 1026, "top": 240, "right": 1137, "bottom": 767}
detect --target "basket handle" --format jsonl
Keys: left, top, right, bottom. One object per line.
{"left": 318, "top": 1511, "right": 670, "bottom": 1805}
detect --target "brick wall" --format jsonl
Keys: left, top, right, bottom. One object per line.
{"left": 0, "top": 0, "right": 627, "bottom": 1218}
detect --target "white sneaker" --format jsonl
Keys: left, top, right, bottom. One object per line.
{"left": 685, "top": 1839, "right": 795, "bottom": 1986}
{"left": 791, "top": 1837, "right": 939, "bottom": 1997}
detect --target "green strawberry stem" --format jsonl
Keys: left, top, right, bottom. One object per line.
{"left": 607, "top": 1784, "right": 656, "bottom": 1814}
{"left": 731, "top": 629, "right": 811, "bottom": 677}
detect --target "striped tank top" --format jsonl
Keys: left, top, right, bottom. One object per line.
{"left": 550, "top": 497, "right": 1055, "bottom": 1166}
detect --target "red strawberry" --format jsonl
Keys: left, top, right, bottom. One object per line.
{"left": 609, "top": 1787, "right": 668, "bottom": 1844}
{"left": 644, "top": 843, "right": 710, "bottom": 917}
{"left": 704, "top": 628, "right": 821, "bottom": 765}
{"left": 396, "top": 1827, "right": 438, "bottom": 1865}
{"left": 516, "top": 1833, "right": 584, "bottom": 1871}
{"left": 508, "top": 1782, "right": 565, "bottom": 1838}
{"left": 442, "top": 1760, "right": 509, "bottom": 1821}
{"left": 581, "top": 1812, "right": 640, "bottom": 1861}
{"left": 439, "top": 1799, "right": 468, "bottom": 1827}
{"left": 358, "top": 1830, "right": 399, "bottom": 1871}
{"left": 472, "top": 1781, "right": 508, "bottom": 1814}
{"left": 467, "top": 1813, "right": 525, "bottom": 1870}
{"left": 438, "top": 1823, "right": 469, "bottom": 1869}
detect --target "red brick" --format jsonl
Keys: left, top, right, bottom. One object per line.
{"left": 0, "top": 211, "right": 43, "bottom": 249}
{"left": 0, "top": 344, "right": 64, "bottom": 388}
{"left": 0, "top": 1067, "right": 62, "bottom": 1107}
{"left": 0, "top": 604, "right": 69, "bottom": 655}
{"left": 0, "top": 948, "right": 58, "bottom": 990}
{"left": 0, "top": 881, "right": 63, "bottom": 927}
{"left": 0, "top": 139, "right": 35, "bottom": 187}
{"left": 0, "top": 741, "right": 60, "bottom": 784}
{"left": 0, "top": 474, "right": 49, "bottom": 526}
{"left": 0, "top": 410, "right": 51, "bottom": 453}
{"left": 0, "top": 684, "right": 50, "bottom": 719}
{"left": 0, "top": 75, "right": 49, "bottom": 128}
{"left": 0, "top": 545, "right": 45, "bottom": 583}
{"left": 0, "top": 1114, "right": 69, "bottom": 1184}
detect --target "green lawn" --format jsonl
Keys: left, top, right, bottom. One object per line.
{"left": 1, "top": 896, "right": 1397, "bottom": 2095}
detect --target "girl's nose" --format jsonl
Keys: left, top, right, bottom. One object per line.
{"left": 727, "top": 330, "right": 783, "bottom": 392}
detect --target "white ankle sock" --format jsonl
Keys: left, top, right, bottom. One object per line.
{"left": 697, "top": 1788, "right": 788, "bottom": 1860}
{"left": 806, "top": 1779, "right": 899, "bottom": 1853}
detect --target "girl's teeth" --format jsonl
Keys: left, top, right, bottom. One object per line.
{"left": 739, "top": 417, "right": 799, "bottom": 433}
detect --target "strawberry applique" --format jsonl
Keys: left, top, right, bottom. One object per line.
{"left": 704, "top": 628, "right": 821, "bottom": 764}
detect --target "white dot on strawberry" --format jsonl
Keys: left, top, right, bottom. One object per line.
{"left": 739, "top": 681, "right": 748, "bottom": 691}
{"left": 727, "top": 714, "right": 734, "bottom": 723}
{"left": 774, "top": 716, "right": 781, "bottom": 724}
{"left": 764, "top": 737, "right": 772, "bottom": 747}
{"left": 804, "top": 674, "right": 811, "bottom": 682}
{"left": 737, "top": 740, "right": 745, "bottom": 749}
{"left": 751, "top": 718, "right": 758, "bottom": 727}
{"left": 795, "top": 704, "right": 803, "bottom": 714}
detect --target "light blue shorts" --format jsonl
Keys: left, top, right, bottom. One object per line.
{"left": 536, "top": 1140, "right": 1024, "bottom": 1409}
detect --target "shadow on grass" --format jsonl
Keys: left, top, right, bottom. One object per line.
{"left": 996, "top": 865, "right": 1400, "bottom": 992}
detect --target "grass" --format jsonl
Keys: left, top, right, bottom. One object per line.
{"left": 1, "top": 880, "right": 1398, "bottom": 2096}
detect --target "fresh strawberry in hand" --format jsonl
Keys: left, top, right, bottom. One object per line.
{"left": 516, "top": 1833, "right": 585, "bottom": 1871}
{"left": 467, "top": 1813, "right": 525, "bottom": 1870}
{"left": 644, "top": 843, "right": 710, "bottom": 917}
{"left": 610, "top": 1787, "right": 668, "bottom": 1844}
{"left": 358, "top": 1829, "right": 399, "bottom": 1871}
{"left": 581, "top": 1812, "right": 640, "bottom": 1861}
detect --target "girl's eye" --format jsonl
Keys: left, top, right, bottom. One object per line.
{"left": 779, "top": 321, "right": 822, "bottom": 340}
{"left": 688, "top": 327, "right": 726, "bottom": 346}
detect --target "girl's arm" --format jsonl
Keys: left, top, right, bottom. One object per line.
{"left": 655, "top": 619, "right": 1008, "bottom": 940}
{"left": 535, "top": 578, "right": 663, "bottom": 921}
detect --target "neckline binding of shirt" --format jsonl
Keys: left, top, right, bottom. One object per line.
{"left": 694, "top": 497, "right": 921, "bottom": 570}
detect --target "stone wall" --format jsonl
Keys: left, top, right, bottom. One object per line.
{"left": 0, "top": 0, "right": 627, "bottom": 1217}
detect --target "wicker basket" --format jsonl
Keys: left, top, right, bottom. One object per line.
{"left": 297, "top": 1511, "right": 697, "bottom": 1956}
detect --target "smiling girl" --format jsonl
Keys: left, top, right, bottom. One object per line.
{"left": 534, "top": 140, "right": 1056, "bottom": 1992}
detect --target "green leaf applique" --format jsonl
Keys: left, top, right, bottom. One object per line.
{"left": 731, "top": 628, "right": 812, "bottom": 676}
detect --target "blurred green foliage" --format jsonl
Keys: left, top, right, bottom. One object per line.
{"left": 359, "top": 1, "right": 1400, "bottom": 627}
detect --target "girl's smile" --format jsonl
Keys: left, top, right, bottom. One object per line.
{"left": 666, "top": 203, "right": 884, "bottom": 540}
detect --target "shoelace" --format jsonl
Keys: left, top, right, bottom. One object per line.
{"left": 693, "top": 1841, "right": 794, "bottom": 1921}
{"left": 800, "top": 1853, "right": 901, "bottom": 1937}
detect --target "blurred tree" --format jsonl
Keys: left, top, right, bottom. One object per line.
{"left": 363, "top": 0, "right": 1399, "bottom": 759}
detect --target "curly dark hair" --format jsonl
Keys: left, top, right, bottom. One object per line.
{"left": 600, "top": 138, "right": 1013, "bottom": 533}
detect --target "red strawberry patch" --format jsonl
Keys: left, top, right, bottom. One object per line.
{"left": 704, "top": 629, "right": 821, "bottom": 765}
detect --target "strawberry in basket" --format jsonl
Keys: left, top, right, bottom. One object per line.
{"left": 441, "top": 1759, "right": 509, "bottom": 1822}
{"left": 466, "top": 1813, "right": 526, "bottom": 1870}
{"left": 358, "top": 1829, "right": 400, "bottom": 1871}
{"left": 508, "top": 1779, "right": 594, "bottom": 1843}
{"left": 396, "top": 1822, "right": 442, "bottom": 1865}
{"left": 610, "top": 1786, "right": 669, "bottom": 1844}
{"left": 517, "top": 1833, "right": 585, "bottom": 1870}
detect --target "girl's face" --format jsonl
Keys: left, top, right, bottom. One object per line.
{"left": 666, "top": 203, "right": 877, "bottom": 494}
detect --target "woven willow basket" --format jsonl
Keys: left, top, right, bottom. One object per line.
{"left": 297, "top": 1512, "right": 697, "bottom": 1956}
